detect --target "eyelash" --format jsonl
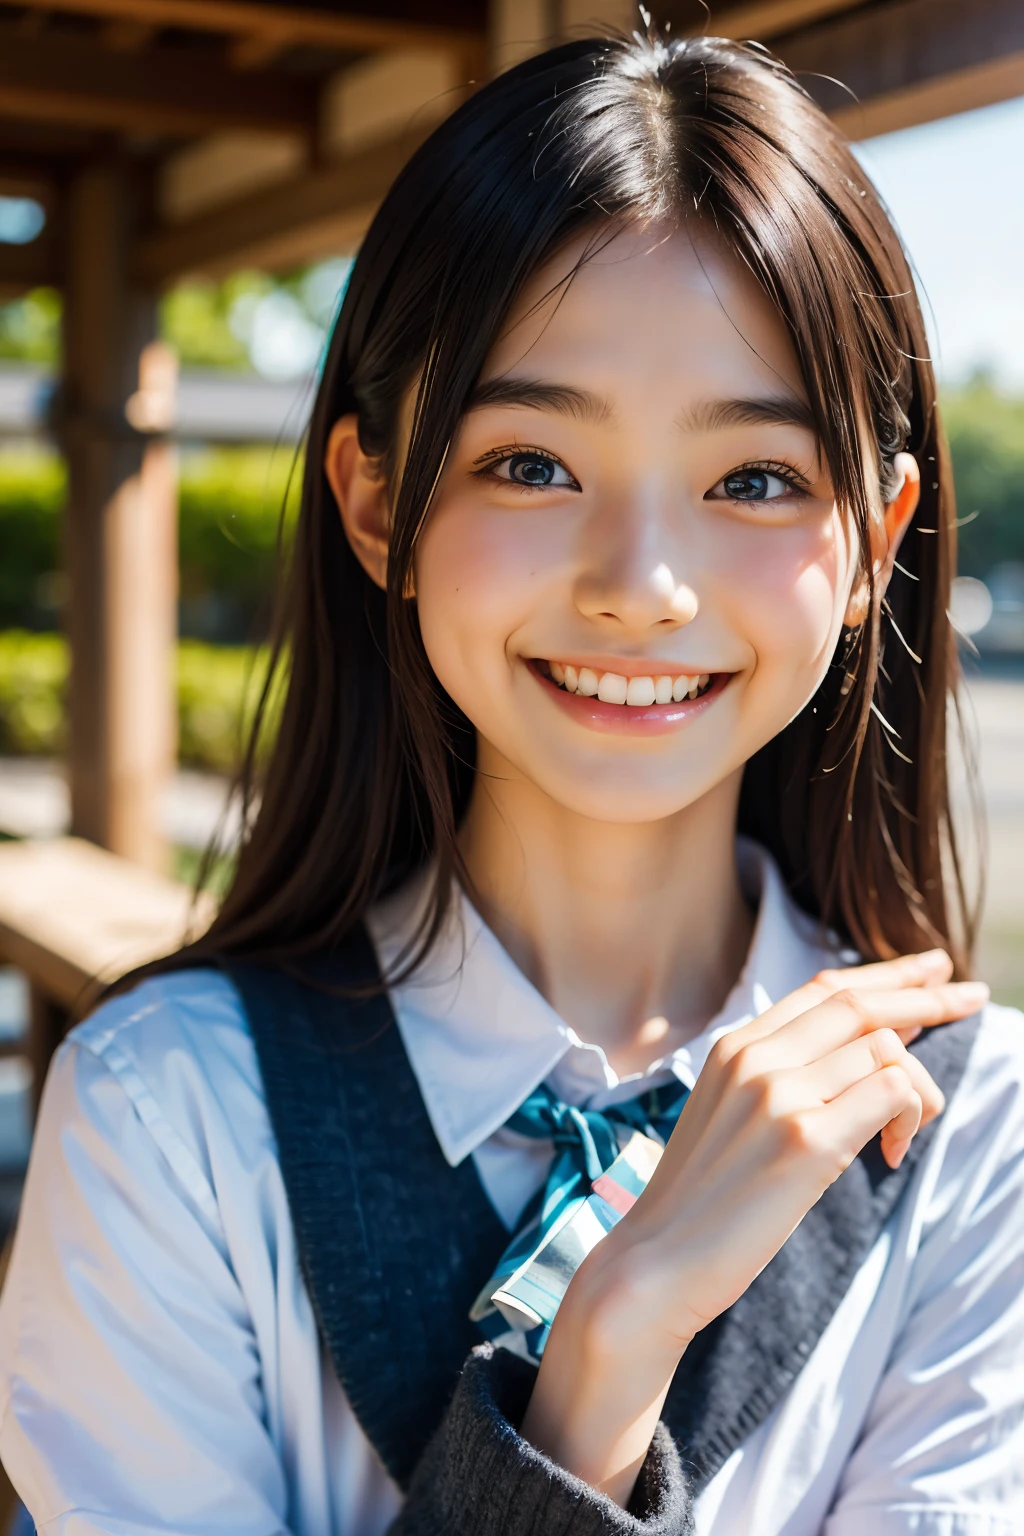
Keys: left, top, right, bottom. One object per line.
{"left": 471, "top": 447, "right": 812, "bottom": 499}
{"left": 472, "top": 444, "right": 580, "bottom": 492}
{"left": 716, "top": 460, "right": 811, "bottom": 500}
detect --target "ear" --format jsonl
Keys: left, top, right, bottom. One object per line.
{"left": 843, "top": 452, "right": 921, "bottom": 627}
{"left": 324, "top": 414, "right": 391, "bottom": 591}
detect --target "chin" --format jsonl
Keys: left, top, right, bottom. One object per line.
{"left": 527, "top": 759, "right": 729, "bottom": 825}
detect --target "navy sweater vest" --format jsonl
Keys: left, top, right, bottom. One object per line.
{"left": 228, "top": 930, "right": 977, "bottom": 1529}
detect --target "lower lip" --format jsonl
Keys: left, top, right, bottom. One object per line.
{"left": 529, "top": 663, "right": 732, "bottom": 735}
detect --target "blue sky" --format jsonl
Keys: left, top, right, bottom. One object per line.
{"left": 854, "top": 95, "right": 1024, "bottom": 391}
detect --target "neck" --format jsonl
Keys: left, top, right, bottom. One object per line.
{"left": 457, "top": 745, "right": 754, "bottom": 1078}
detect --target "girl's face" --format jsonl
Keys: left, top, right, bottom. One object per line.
{"left": 409, "top": 226, "right": 890, "bottom": 824}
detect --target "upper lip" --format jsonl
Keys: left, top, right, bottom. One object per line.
{"left": 535, "top": 656, "right": 718, "bottom": 678}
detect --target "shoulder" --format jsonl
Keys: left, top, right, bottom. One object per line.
{"left": 52, "top": 968, "right": 275, "bottom": 1210}
{"left": 70, "top": 966, "right": 258, "bottom": 1090}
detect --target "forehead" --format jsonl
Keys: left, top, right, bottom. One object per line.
{"left": 485, "top": 223, "right": 807, "bottom": 409}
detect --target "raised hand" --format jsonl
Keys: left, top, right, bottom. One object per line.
{"left": 521, "top": 949, "right": 988, "bottom": 1505}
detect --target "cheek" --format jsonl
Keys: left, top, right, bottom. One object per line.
{"left": 715, "top": 515, "right": 850, "bottom": 691}
{"left": 413, "top": 499, "right": 562, "bottom": 688}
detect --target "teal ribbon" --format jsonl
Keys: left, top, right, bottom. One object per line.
{"left": 473, "top": 1077, "right": 690, "bottom": 1353}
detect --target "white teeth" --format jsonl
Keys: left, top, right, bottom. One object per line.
{"left": 597, "top": 671, "right": 628, "bottom": 705}
{"left": 546, "top": 662, "right": 713, "bottom": 704}
{"left": 626, "top": 676, "right": 656, "bottom": 707}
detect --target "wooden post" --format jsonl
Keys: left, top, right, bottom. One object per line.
{"left": 62, "top": 161, "right": 178, "bottom": 873}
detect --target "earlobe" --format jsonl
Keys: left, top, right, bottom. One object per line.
{"left": 843, "top": 452, "right": 921, "bottom": 628}
{"left": 324, "top": 414, "right": 392, "bottom": 591}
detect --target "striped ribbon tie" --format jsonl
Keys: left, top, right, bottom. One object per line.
{"left": 471, "top": 1078, "right": 690, "bottom": 1361}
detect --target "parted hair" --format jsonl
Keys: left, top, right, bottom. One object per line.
{"left": 148, "top": 28, "right": 978, "bottom": 988}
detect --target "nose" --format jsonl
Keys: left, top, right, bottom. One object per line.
{"left": 573, "top": 496, "right": 699, "bottom": 633}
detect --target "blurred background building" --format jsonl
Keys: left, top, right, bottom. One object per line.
{"left": 0, "top": 0, "right": 1021, "bottom": 1247}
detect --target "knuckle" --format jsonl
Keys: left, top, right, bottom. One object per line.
{"left": 708, "top": 1035, "right": 738, "bottom": 1074}
{"left": 752, "top": 1071, "right": 784, "bottom": 1119}
{"left": 877, "top": 1062, "right": 913, "bottom": 1106}
{"left": 834, "top": 988, "right": 872, "bottom": 1025}
{"left": 805, "top": 973, "right": 838, "bottom": 1002}
{"left": 781, "top": 1114, "right": 848, "bottom": 1179}
{"left": 870, "top": 1027, "right": 903, "bottom": 1067}
{"left": 721, "top": 1040, "right": 759, "bottom": 1087}
{"left": 778, "top": 1111, "right": 817, "bottom": 1157}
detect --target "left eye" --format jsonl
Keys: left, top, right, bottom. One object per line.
{"left": 710, "top": 468, "right": 797, "bottom": 502}
{"left": 493, "top": 453, "right": 577, "bottom": 488}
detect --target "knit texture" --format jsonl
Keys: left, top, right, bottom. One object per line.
{"left": 392, "top": 1345, "right": 694, "bottom": 1536}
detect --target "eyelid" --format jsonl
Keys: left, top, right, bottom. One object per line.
{"left": 473, "top": 443, "right": 581, "bottom": 489}
{"left": 708, "top": 459, "right": 811, "bottom": 498}
{"left": 473, "top": 442, "right": 564, "bottom": 468}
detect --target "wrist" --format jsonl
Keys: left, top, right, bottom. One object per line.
{"left": 561, "top": 1229, "right": 698, "bottom": 1371}
{"left": 520, "top": 1241, "right": 690, "bottom": 1506}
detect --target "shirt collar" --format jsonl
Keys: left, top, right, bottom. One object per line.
{"left": 366, "top": 839, "right": 847, "bottom": 1168}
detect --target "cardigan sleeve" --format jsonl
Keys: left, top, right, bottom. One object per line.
{"left": 389, "top": 1344, "right": 695, "bottom": 1536}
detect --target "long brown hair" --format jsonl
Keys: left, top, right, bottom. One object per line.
{"left": 156, "top": 29, "right": 979, "bottom": 986}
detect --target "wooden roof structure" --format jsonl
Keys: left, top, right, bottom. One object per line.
{"left": 0, "top": 0, "right": 1018, "bottom": 876}
{"left": 0, "top": 0, "right": 1021, "bottom": 298}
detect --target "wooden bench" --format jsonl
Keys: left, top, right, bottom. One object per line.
{"left": 0, "top": 837, "right": 215, "bottom": 1114}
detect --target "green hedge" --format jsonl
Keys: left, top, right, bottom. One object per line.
{"left": 0, "top": 445, "right": 300, "bottom": 640}
{"left": 0, "top": 630, "right": 278, "bottom": 773}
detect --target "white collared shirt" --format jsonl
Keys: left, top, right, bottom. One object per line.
{"left": 1, "top": 844, "right": 1023, "bottom": 1535}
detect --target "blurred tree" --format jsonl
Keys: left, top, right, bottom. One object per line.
{"left": 0, "top": 287, "right": 60, "bottom": 364}
{"left": 0, "top": 259, "right": 351, "bottom": 375}
{"left": 942, "top": 375, "right": 1024, "bottom": 579}
{"left": 158, "top": 273, "right": 271, "bottom": 371}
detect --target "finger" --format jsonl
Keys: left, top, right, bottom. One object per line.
{"left": 812, "top": 949, "right": 953, "bottom": 995}
{"left": 764, "top": 981, "right": 987, "bottom": 1070}
{"left": 789, "top": 1029, "right": 945, "bottom": 1124}
{"left": 815, "top": 1064, "right": 920, "bottom": 1168}
{"left": 734, "top": 949, "right": 954, "bottom": 1044}
{"left": 879, "top": 1086, "right": 923, "bottom": 1151}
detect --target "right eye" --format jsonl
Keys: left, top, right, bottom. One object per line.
{"left": 485, "top": 450, "right": 580, "bottom": 490}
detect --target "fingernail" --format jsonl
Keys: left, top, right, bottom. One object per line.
{"left": 888, "top": 1136, "right": 911, "bottom": 1168}
{"left": 953, "top": 982, "right": 989, "bottom": 1007}
{"left": 903, "top": 1025, "right": 923, "bottom": 1043}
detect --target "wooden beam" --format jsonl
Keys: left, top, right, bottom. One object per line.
{"left": 134, "top": 123, "right": 431, "bottom": 283}
{"left": 831, "top": 49, "right": 1024, "bottom": 141}
{"left": 780, "top": 0, "right": 1024, "bottom": 135}
{"left": 0, "top": 26, "right": 316, "bottom": 137}
{"left": 11, "top": 0, "right": 484, "bottom": 56}
{"left": 696, "top": 0, "right": 861, "bottom": 41}
{"left": 99, "top": 17, "right": 158, "bottom": 49}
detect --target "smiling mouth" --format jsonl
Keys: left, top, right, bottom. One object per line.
{"left": 536, "top": 659, "right": 716, "bottom": 706}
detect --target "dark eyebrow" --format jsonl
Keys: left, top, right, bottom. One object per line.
{"left": 466, "top": 376, "right": 613, "bottom": 424}
{"left": 679, "top": 395, "right": 818, "bottom": 436}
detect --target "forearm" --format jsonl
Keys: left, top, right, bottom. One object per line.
{"left": 521, "top": 1243, "right": 689, "bottom": 1508}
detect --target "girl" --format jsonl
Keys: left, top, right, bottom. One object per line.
{"left": 1, "top": 27, "right": 1022, "bottom": 1536}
